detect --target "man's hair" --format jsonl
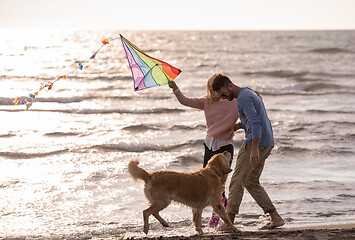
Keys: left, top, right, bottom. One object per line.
{"left": 211, "top": 73, "right": 232, "bottom": 91}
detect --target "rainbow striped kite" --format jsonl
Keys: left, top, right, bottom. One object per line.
{"left": 120, "top": 34, "right": 182, "bottom": 91}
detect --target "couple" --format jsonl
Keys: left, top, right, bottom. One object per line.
{"left": 169, "top": 73, "right": 284, "bottom": 231}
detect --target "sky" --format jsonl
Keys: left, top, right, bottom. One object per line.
{"left": 0, "top": 0, "right": 354, "bottom": 30}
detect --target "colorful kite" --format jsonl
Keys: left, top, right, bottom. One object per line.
{"left": 120, "top": 34, "right": 181, "bottom": 91}
{"left": 13, "top": 34, "right": 182, "bottom": 110}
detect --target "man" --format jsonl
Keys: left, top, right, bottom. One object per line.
{"left": 211, "top": 73, "right": 284, "bottom": 230}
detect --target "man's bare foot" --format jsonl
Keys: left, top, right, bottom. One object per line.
{"left": 259, "top": 219, "right": 284, "bottom": 230}
{"left": 260, "top": 210, "right": 284, "bottom": 230}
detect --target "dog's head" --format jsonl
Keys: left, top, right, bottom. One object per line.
{"left": 206, "top": 151, "right": 232, "bottom": 182}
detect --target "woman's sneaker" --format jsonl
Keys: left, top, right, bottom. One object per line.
{"left": 205, "top": 197, "right": 228, "bottom": 228}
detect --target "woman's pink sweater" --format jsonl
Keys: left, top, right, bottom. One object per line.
{"left": 174, "top": 89, "right": 238, "bottom": 141}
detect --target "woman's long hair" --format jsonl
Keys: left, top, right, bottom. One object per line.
{"left": 205, "top": 73, "right": 225, "bottom": 104}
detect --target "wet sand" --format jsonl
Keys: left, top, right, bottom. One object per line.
{"left": 2, "top": 223, "right": 354, "bottom": 239}
{"left": 124, "top": 223, "right": 355, "bottom": 240}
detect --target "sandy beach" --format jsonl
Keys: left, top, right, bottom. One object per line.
{"left": 1, "top": 222, "right": 354, "bottom": 239}
{"left": 122, "top": 223, "right": 355, "bottom": 240}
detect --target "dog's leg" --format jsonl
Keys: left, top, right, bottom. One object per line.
{"left": 143, "top": 206, "right": 156, "bottom": 234}
{"left": 153, "top": 212, "right": 169, "bottom": 227}
{"left": 151, "top": 199, "right": 170, "bottom": 227}
{"left": 192, "top": 208, "right": 197, "bottom": 227}
{"left": 212, "top": 204, "right": 239, "bottom": 233}
{"left": 143, "top": 201, "right": 170, "bottom": 234}
{"left": 192, "top": 208, "right": 203, "bottom": 235}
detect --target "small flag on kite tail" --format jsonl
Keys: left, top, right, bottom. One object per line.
{"left": 120, "top": 34, "right": 182, "bottom": 91}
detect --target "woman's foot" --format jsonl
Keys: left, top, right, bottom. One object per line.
{"left": 203, "top": 197, "right": 228, "bottom": 228}
{"left": 207, "top": 212, "right": 220, "bottom": 227}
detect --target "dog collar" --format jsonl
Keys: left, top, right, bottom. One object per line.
{"left": 212, "top": 168, "right": 224, "bottom": 183}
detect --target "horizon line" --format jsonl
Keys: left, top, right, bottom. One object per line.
{"left": 1, "top": 27, "right": 354, "bottom": 32}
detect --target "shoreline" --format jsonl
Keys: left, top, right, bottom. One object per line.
{"left": 123, "top": 223, "right": 355, "bottom": 240}
{"left": 285, "top": 222, "right": 355, "bottom": 230}
{"left": 1, "top": 222, "right": 354, "bottom": 239}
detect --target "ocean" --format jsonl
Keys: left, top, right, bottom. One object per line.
{"left": 0, "top": 29, "right": 354, "bottom": 239}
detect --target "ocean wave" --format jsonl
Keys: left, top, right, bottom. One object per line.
{"left": 303, "top": 197, "right": 341, "bottom": 204}
{"left": 0, "top": 74, "right": 131, "bottom": 83}
{"left": 260, "top": 76, "right": 355, "bottom": 96}
{"left": 0, "top": 95, "right": 173, "bottom": 106}
{"left": 0, "top": 149, "right": 69, "bottom": 160}
{"left": 244, "top": 70, "right": 308, "bottom": 79}
{"left": 169, "top": 124, "right": 206, "bottom": 131}
{"left": 0, "top": 180, "right": 21, "bottom": 189}
{"left": 86, "top": 171, "right": 109, "bottom": 182}
{"left": 310, "top": 48, "right": 351, "bottom": 54}
{"left": 87, "top": 76, "right": 131, "bottom": 82}
{"left": 267, "top": 180, "right": 353, "bottom": 194}
{"left": 272, "top": 81, "right": 347, "bottom": 93}
{"left": 36, "top": 96, "right": 93, "bottom": 103}
{"left": 274, "top": 144, "right": 354, "bottom": 157}
{"left": 262, "top": 90, "right": 355, "bottom": 96}
{"left": 0, "top": 96, "right": 92, "bottom": 105}
{"left": 310, "top": 71, "right": 355, "bottom": 79}
{"left": 169, "top": 154, "right": 203, "bottom": 166}
{"left": 0, "top": 97, "right": 18, "bottom": 105}
{"left": 321, "top": 147, "right": 354, "bottom": 156}
{"left": 122, "top": 124, "right": 161, "bottom": 132}
{"left": 316, "top": 212, "right": 345, "bottom": 217}
{"left": 306, "top": 109, "right": 355, "bottom": 114}
{"left": 268, "top": 108, "right": 355, "bottom": 115}
{"left": 327, "top": 121, "right": 355, "bottom": 126}
{"left": 337, "top": 194, "right": 355, "bottom": 199}
{"left": 303, "top": 82, "right": 343, "bottom": 92}
{"left": 274, "top": 146, "right": 311, "bottom": 155}
{"left": 289, "top": 127, "right": 307, "bottom": 133}
{"left": 294, "top": 77, "right": 327, "bottom": 82}
{"left": 92, "top": 139, "right": 204, "bottom": 153}
{"left": 1, "top": 107, "right": 186, "bottom": 114}
{"left": 44, "top": 132, "right": 81, "bottom": 137}
{"left": 66, "top": 108, "right": 185, "bottom": 115}
{"left": 2, "top": 91, "right": 174, "bottom": 107}
{"left": 0, "top": 133, "right": 16, "bottom": 138}
{"left": 243, "top": 70, "right": 355, "bottom": 84}
{"left": 123, "top": 124, "right": 206, "bottom": 133}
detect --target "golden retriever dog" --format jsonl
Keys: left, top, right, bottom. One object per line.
{"left": 128, "top": 151, "right": 238, "bottom": 234}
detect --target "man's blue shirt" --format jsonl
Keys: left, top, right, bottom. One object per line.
{"left": 237, "top": 88, "right": 274, "bottom": 146}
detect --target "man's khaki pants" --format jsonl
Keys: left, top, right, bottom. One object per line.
{"left": 226, "top": 142, "right": 276, "bottom": 215}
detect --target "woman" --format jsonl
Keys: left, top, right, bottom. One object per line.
{"left": 169, "top": 73, "right": 239, "bottom": 227}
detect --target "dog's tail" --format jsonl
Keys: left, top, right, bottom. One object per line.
{"left": 128, "top": 160, "right": 151, "bottom": 182}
